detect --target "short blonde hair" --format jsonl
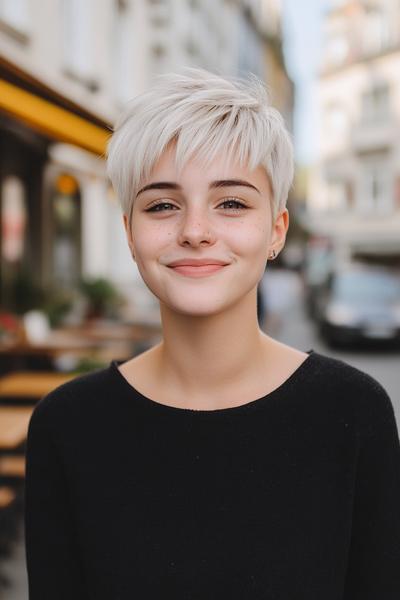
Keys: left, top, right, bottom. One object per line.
{"left": 106, "top": 67, "right": 294, "bottom": 224}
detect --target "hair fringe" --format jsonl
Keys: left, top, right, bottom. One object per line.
{"left": 107, "top": 67, "right": 294, "bottom": 224}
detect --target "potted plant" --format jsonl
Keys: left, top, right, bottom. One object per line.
{"left": 78, "top": 276, "right": 126, "bottom": 321}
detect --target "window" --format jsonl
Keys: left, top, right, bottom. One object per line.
{"left": 361, "top": 84, "right": 390, "bottom": 123}
{"left": 112, "top": 0, "right": 133, "bottom": 104}
{"left": 1, "top": 176, "right": 27, "bottom": 264}
{"left": 148, "top": 0, "right": 170, "bottom": 27}
{"left": 0, "top": 175, "right": 28, "bottom": 309}
{"left": 51, "top": 173, "right": 82, "bottom": 288}
{"left": 325, "top": 33, "right": 349, "bottom": 66}
{"left": 61, "top": 0, "right": 95, "bottom": 83}
{"left": 0, "top": 0, "right": 29, "bottom": 35}
{"left": 324, "top": 104, "right": 347, "bottom": 135}
{"left": 150, "top": 43, "right": 168, "bottom": 74}
{"left": 359, "top": 157, "right": 392, "bottom": 215}
{"left": 326, "top": 181, "right": 347, "bottom": 213}
{"left": 363, "top": 7, "right": 390, "bottom": 55}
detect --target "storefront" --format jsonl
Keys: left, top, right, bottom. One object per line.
{"left": 0, "top": 58, "right": 110, "bottom": 313}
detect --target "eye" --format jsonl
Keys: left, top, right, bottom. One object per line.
{"left": 218, "top": 198, "right": 248, "bottom": 211}
{"left": 144, "top": 197, "right": 248, "bottom": 213}
{"left": 145, "top": 202, "right": 179, "bottom": 212}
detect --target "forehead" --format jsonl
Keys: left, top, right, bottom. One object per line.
{"left": 145, "top": 143, "right": 270, "bottom": 191}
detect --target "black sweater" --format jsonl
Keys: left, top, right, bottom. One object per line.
{"left": 24, "top": 349, "right": 400, "bottom": 599}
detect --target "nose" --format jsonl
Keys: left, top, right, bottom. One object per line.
{"left": 177, "top": 204, "right": 215, "bottom": 247}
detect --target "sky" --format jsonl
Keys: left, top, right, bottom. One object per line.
{"left": 281, "top": 0, "right": 330, "bottom": 165}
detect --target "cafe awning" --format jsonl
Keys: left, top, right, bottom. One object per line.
{"left": 0, "top": 78, "right": 110, "bottom": 156}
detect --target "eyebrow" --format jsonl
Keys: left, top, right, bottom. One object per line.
{"left": 136, "top": 179, "right": 261, "bottom": 197}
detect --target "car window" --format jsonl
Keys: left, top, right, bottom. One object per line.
{"left": 333, "top": 272, "right": 400, "bottom": 304}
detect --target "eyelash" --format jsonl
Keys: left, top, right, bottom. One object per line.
{"left": 145, "top": 198, "right": 248, "bottom": 213}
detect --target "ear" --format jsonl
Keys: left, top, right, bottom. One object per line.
{"left": 122, "top": 213, "right": 136, "bottom": 262}
{"left": 269, "top": 208, "right": 289, "bottom": 255}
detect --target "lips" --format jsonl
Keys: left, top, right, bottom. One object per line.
{"left": 168, "top": 264, "right": 228, "bottom": 278}
{"left": 167, "top": 258, "right": 229, "bottom": 267}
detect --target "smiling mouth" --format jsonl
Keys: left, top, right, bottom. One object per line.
{"left": 168, "top": 264, "right": 228, "bottom": 277}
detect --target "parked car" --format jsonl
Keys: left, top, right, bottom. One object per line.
{"left": 316, "top": 264, "right": 400, "bottom": 348}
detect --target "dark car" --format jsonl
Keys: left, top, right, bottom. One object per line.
{"left": 316, "top": 264, "right": 400, "bottom": 348}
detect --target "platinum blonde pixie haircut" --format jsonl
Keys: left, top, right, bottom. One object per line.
{"left": 107, "top": 67, "right": 294, "bottom": 225}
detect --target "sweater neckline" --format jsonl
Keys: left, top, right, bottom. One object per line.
{"left": 109, "top": 349, "right": 317, "bottom": 418}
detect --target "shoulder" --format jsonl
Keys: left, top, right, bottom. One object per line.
{"left": 309, "top": 350, "right": 395, "bottom": 437}
{"left": 29, "top": 364, "right": 113, "bottom": 430}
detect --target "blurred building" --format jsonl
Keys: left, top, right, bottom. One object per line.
{"left": 251, "top": 0, "right": 294, "bottom": 129}
{"left": 307, "top": 0, "right": 400, "bottom": 267}
{"left": 0, "top": 0, "right": 292, "bottom": 324}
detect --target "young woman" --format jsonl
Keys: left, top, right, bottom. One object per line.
{"left": 24, "top": 68, "right": 400, "bottom": 599}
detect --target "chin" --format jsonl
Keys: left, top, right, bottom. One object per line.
{"left": 160, "top": 295, "right": 231, "bottom": 317}
{"left": 170, "top": 303, "right": 228, "bottom": 318}
{"left": 158, "top": 288, "right": 250, "bottom": 317}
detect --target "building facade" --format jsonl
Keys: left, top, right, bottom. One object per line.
{"left": 0, "top": 0, "right": 292, "bottom": 323}
{"left": 307, "top": 0, "right": 400, "bottom": 266}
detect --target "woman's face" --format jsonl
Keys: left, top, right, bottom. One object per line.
{"left": 123, "top": 144, "right": 288, "bottom": 317}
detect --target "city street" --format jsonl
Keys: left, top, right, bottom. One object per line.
{"left": 1, "top": 270, "right": 399, "bottom": 599}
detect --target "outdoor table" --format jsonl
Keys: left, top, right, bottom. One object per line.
{"left": 0, "top": 334, "right": 99, "bottom": 357}
{"left": 0, "top": 455, "right": 25, "bottom": 477}
{"left": 0, "top": 406, "right": 33, "bottom": 449}
{"left": 0, "top": 371, "right": 76, "bottom": 400}
{"left": 0, "top": 486, "right": 15, "bottom": 508}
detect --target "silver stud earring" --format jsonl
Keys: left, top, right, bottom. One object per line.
{"left": 269, "top": 249, "right": 276, "bottom": 259}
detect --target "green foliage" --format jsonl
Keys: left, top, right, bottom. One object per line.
{"left": 78, "top": 276, "right": 125, "bottom": 318}
{"left": 11, "top": 268, "right": 74, "bottom": 327}
{"left": 69, "top": 356, "right": 109, "bottom": 374}
{"left": 41, "top": 289, "right": 75, "bottom": 328}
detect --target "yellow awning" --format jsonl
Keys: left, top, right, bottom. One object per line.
{"left": 0, "top": 79, "right": 110, "bottom": 156}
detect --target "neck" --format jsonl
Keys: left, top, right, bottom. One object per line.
{"left": 152, "top": 287, "right": 280, "bottom": 403}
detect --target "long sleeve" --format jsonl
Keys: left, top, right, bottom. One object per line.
{"left": 343, "top": 392, "right": 400, "bottom": 599}
{"left": 24, "top": 398, "right": 87, "bottom": 599}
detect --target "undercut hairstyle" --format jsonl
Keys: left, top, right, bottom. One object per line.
{"left": 106, "top": 67, "right": 294, "bottom": 225}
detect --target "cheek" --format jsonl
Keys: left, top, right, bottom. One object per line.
{"left": 225, "top": 219, "right": 269, "bottom": 257}
{"left": 131, "top": 223, "right": 169, "bottom": 260}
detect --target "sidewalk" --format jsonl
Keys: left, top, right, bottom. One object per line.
{"left": 0, "top": 520, "right": 27, "bottom": 600}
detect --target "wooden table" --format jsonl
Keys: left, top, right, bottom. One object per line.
{"left": 0, "top": 486, "right": 15, "bottom": 508}
{"left": 0, "top": 371, "right": 76, "bottom": 400}
{"left": 0, "top": 321, "right": 162, "bottom": 374}
{"left": 0, "top": 406, "right": 33, "bottom": 449}
{"left": 0, "top": 321, "right": 161, "bottom": 360}
{"left": 0, "top": 334, "right": 99, "bottom": 357}
{"left": 0, "top": 455, "right": 25, "bottom": 477}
